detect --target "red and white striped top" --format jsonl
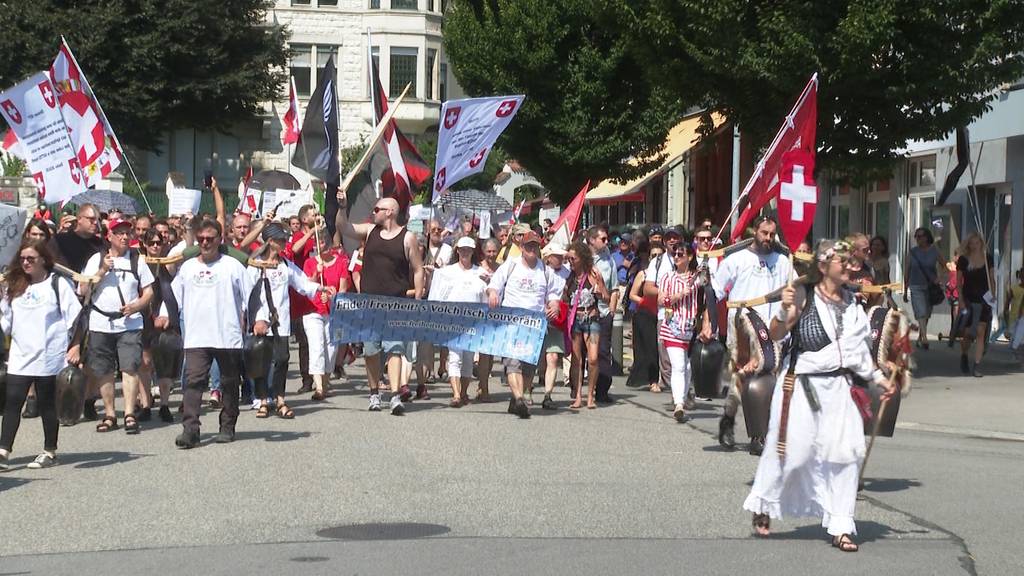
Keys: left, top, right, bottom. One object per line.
{"left": 658, "top": 271, "right": 699, "bottom": 348}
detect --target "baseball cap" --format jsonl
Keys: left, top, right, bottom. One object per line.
{"left": 648, "top": 224, "right": 664, "bottom": 236}
{"left": 521, "top": 230, "right": 542, "bottom": 245}
{"left": 665, "top": 225, "right": 683, "bottom": 238}
{"left": 619, "top": 232, "right": 633, "bottom": 243}
{"left": 107, "top": 218, "right": 131, "bottom": 231}
{"left": 542, "top": 242, "right": 567, "bottom": 257}
{"left": 455, "top": 236, "right": 477, "bottom": 249}
{"left": 261, "top": 222, "right": 289, "bottom": 242}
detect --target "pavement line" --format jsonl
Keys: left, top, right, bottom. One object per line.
{"left": 897, "top": 422, "right": 1024, "bottom": 442}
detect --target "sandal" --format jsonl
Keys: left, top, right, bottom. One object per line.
{"left": 255, "top": 405, "right": 270, "bottom": 418}
{"left": 276, "top": 404, "right": 295, "bottom": 419}
{"left": 448, "top": 398, "right": 463, "bottom": 408}
{"left": 124, "top": 414, "right": 140, "bottom": 435}
{"left": 649, "top": 383, "right": 662, "bottom": 393}
{"left": 311, "top": 390, "right": 326, "bottom": 402}
{"left": 752, "top": 513, "right": 770, "bottom": 537}
{"left": 831, "top": 534, "right": 859, "bottom": 552}
{"left": 95, "top": 415, "right": 118, "bottom": 433}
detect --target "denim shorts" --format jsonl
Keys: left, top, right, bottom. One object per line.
{"left": 572, "top": 315, "right": 601, "bottom": 335}
{"left": 363, "top": 340, "right": 406, "bottom": 357}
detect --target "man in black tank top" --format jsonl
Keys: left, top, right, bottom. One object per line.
{"left": 335, "top": 195, "right": 424, "bottom": 415}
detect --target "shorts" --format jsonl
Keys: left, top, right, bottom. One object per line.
{"left": 543, "top": 327, "right": 565, "bottom": 354}
{"left": 502, "top": 357, "right": 537, "bottom": 382}
{"left": 363, "top": 339, "right": 406, "bottom": 358}
{"left": 909, "top": 286, "right": 933, "bottom": 320}
{"left": 87, "top": 330, "right": 143, "bottom": 376}
{"left": 572, "top": 315, "right": 601, "bottom": 335}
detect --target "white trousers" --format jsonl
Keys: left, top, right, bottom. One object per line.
{"left": 302, "top": 313, "right": 337, "bottom": 376}
{"left": 446, "top": 348, "right": 475, "bottom": 379}
{"left": 665, "top": 345, "right": 691, "bottom": 406}
{"left": 743, "top": 372, "right": 866, "bottom": 537}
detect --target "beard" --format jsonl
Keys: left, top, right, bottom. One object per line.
{"left": 754, "top": 238, "right": 773, "bottom": 254}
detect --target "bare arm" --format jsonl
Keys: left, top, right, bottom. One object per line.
{"left": 212, "top": 178, "right": 226, "bottom": 232}
{"left": 629, "top": 271, "right": 646, "bottom": 305}
{"left": 406, "top": 232, "right": 425, "bottom": 299}
{"left": 769, "top": 284, "right": 804, "bottom": 341}
{"left": 334, "top": 192, "right": 374, "bottom": 240}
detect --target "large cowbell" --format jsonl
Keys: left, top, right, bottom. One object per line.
{"left": 740, "top": 373, "right": 776, "bottom": 439}
{"left": 55, "top": 364, "right": 87, "bottom": 426}
{"left": 245, "top": 335, "right": 274, "bottom": 381}
{"left": 864, "top": 381, "right": 902, "bottom": 438}
{"left": 153, "top": 330, "right": 184, "bottom": 380}
{"left": 689, "top": 338, "right": 726, "bottom": 399}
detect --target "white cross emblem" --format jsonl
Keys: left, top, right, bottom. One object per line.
{"left": 780, "top": 164, "right": 816, "bottom": 222}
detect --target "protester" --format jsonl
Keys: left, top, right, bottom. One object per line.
{"left": 285, "top": 205, "right": 324, "bottom": 395}
{"left": 475, "top": 238, "right": 503, "bottom": 401}
{"left": 487, "top": 231, "right": 561, "bottom": 418}
{"left": 302, "top": 232, "right": 349, "bottom": 401}
{"left": 870, "top": 236, "right": 891, "bottom": 284}
{"left": 743, "top": 239, "right": 896, "bottom": 553}
{"left": 335, "top": 195, "right": 424, "bottom": 415}
{"left": 0, "top": 241, "right": 82, "bottom": 470}
{"left": 139, "top": 229, "right": 175, "bottom": 423}
{"left": 643, "top": 226, "right": 683, "bottom": 394}
{"left": 51, "top": 203, "right": 105, "bottom": 273}
{"left": 626, "top": 240, "right": 661, "bottom": 390}
{"left": 81, "top": 218, "right": 155, "bottom": 434}
{"left": 906, "top": 227, "right": 947, "bottom": 350}
{"left": 420, "top": 219, "right": 454, "bottom": 385}
{"left": 658, "top": 239, "right": 700, "bottom": 422}
{"left": 536, "top": 242, "right": 570, "bottom": 410}
{"left": 161, "top": 219, "right": 253, "bottom": 448}
{"left": 131, "top": 215, "right": 152, "bottom": 249}
{"left": 249, "top": 223, "right": 326, "bottom": 418}
{"left": 228, "top": 212, "right": 267, "bottom": 254}
{"left": 612, "top": 232, "right": 634, "bottom": 286}
{"left": 956, "top": 232, "right": 995, "bottom": 377}
{"left": 427, "top": 236, "right": 487, "bottom": 406}
{"left": 23, "top": 219, "right": 52, "bottom": 244}
{"left": 563, "top": 241, "right": 608, "bottom": 410}
{"left": 586, "top": 226, "right": 619, "bottom": 403}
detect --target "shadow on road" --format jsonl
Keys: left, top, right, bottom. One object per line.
{"left": 232, "top": 430, "right": 312, "bottom": 443}
{"left": 58, "top": 451, "right": 150, "bottom": 470}
{"left": 770, "top": 519, "right": 928, "bottom": 543}
{"left": 861, "top": 477, "right": 924, "bottom": 493}
{"left": 0, "top": 475, "right": 36, "bottom": 494}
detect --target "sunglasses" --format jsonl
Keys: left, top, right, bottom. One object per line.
{"left": 430, "top": 227, "right": 443, "bottom": 233}
{"left": 696, "top": 236, "right": 712, "bottom": 242}
{"left": 372, "top": 207, "right": 388, "bottom": 213}
{"left": 146, "top": 240, "right": 163, "bottom": 247}
{"left": 196, "top": 235, "right": 219, "bottom": 244}
{"left": 673, "top": 250, "right": 690, "bottom": 257}
{"left": 20, "top": 255, "right": 38, "bottom": 263}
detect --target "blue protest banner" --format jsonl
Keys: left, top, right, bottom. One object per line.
{"left": 330, "top": 293, "right": 548, "bottom": 364}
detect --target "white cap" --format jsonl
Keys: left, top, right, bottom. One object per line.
{"left": 455, "top": 236, "right": 477, "bottom": 249}
{"left": 543, "top": 242, "right": 567, "bottom": 257}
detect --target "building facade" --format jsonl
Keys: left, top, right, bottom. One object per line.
{"left": 138, "top": 0, "right": 461, "bottom": 195}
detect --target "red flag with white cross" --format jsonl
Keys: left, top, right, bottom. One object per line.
{"left": 776, "top": 148, "right": 818, "bottom": 251}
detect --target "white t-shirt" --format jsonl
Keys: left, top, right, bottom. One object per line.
{"left": 168, "top": 240, "right": 188, "bottom": 258}
{"left": 487, "top": 256, "right": 560, "bottom": 313}
{"left": 82, "top": 251, "right": 155, "bottom": 333}
{"left": 548, "top": 265, "right": 570, "bottom": 297}
{"left": 428, "top": 263, "right": 487, "bottom": 304}
{"left": 712, "top": 249, "right": 793, "bottom": 322}
{"left": 168, "top": 255, "right": 253, "bottom": 349}
{"left": 0, "top": 274, "right": 82, "bottom": 376}
{"left": 644, "top": 253, "right": 675, "bottom": 321}
{"left": 426, "top": 242, "right": 453, "bottom": 269}
{"left": 249, "top": 260, "right": 320, "bottom": 336}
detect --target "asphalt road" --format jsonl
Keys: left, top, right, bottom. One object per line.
{"left": 1, "top": 341, "right": 1020, "bottom": 575}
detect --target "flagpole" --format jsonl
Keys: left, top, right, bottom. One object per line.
{"left": 60, "top": 36, "right": 152, "bottom": 214}
{"left": 338, "top": 83, "right": 411, "bottom": 198}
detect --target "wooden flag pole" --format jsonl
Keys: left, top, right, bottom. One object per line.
{"left": 337, "top": 83, "right": 411, "bottom": 198}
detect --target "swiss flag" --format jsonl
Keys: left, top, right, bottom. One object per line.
{"left": 2, "top": 129, "right": 26, "bottom": 159}
{"left": 776, "top": 149, "right": 818, "bottom": 251}
{"left": 282, "top": 76, "right": 301, "bottom": 146}
{"left": 732, "top": 74, "right": 818, "bottom": 241}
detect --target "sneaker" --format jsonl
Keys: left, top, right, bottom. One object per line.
{"left": 27, "top": 453, "right": 57, "bottom": 469}
{"left": 368, "top": 394, "right": 382, "bottom": 412}
{"left": 159, "top": 405, "right": 174, "bottom": 423}
{"left": 541, "top": 395, "right": 556, "bottom": 410}
{"left": 137, "top": 407, "right": 152, "bottom": 422}
{"left": 508, "top": 396, "right": 517, "bottom": 414}
{"left": 151, "top": 386, "right": 161, "bottom": 400}
{"left": 749, "top": 436, "right": 765, "bottom": 456}
{"left": 297, "top": 382, "right": 314, "bottom": 394}
{"left": 398, "top": 384, "right": 412, "bottom": 402}
{"left": 673, "top": 404, "right": 686, "bottom": 422}
{"left": 514, "top": 398, "right": 530, "bottom": 419}
{"left": 390, "top": 395, "right": 405, "bottom": 415}
{"left": 174, "top": 431, "right": 200, "bottom": 449}
{"left": 415, "top": 384, "right": 431, "bottom": 400}
{"left": 22, "top": 397, "right": 38, "bottom": 419}
{"left": 972, "top": 363, "right": 983, "bottom": 378}
{"left": 209, "top": 390, "right": 222, "bottom": 409}
{"left": 0, "top": 452, "right": 9, "bottom": 471}
{"left": 250, "top": 398, "right": 262, "bottom": 411}
{"left": 960, "top": 354, "right": 970, "bottom": 374}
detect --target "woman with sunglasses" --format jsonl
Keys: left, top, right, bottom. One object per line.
{"left": 1, "top": 241, "right": 83, "bottom": 470}
{"left": 563, "top": 241, "right": 608, "bottom": 409}
{"left": 744, "top": 239, "right": 896, "bottom": 553}
{"left": 138, "top": 229, "right": 175, "bottom": 423}
{"left": 657, "top": 240, "right": 700, "bottom": 421}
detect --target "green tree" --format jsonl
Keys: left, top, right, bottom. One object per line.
{"left": 0, "top": 0, "right": 289, "bottom": 152}
{"left": 443, "top": 0, "right": 684, "bottom": 202}
{"left": 627, "top": 0, "right": 1024, "bottom": 180}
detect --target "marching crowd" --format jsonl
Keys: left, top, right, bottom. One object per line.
{"left": 2, "top": 179, "right": 1020, "bottom": 553}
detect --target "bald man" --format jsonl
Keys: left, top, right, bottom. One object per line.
{"left": 335, "top": 195, "right": 424, "bottom": 415}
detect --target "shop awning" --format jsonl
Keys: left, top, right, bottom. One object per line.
{"left": 586, "top": 112, "right": 726, "bottom": 206}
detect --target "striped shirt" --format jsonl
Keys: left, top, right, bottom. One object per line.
{"left": 658, "top": 271, "right": 699, "bottom": 348}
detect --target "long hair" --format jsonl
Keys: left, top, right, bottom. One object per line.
{"left": 23, "top": 218, "right": 53, "bottom": 243}
{"left": 5, "top": 240, "right": 55, "bottom": 302}
{"left": 962, "top": 232, "right": 986, "bottom": 260}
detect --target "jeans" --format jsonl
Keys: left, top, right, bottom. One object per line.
{"left": 595, "top": 313, "right": 614, "bottom": 399}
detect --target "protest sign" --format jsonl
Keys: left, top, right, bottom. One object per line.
{"left": 407, "top": 204, "right": 433, "bottom": 222}
{"left": 433, "top": 95, "right": 524, "bottom": 202}
{"left": 0, "top": 72, "right": 85, "bottom": 205}
{"left": 0, "top": 203, "right": 28, "bottom": 268}
{"left": 259, "top": 189, "right": 277, "bottom": 215}
{"left": 330, "top": 293, "right": 547, "bottom": 364}
{"left": 167, "top": 188, "right": 201, "bottom": 216}
{"left": 275, "top": 188, "right": 310, "bottom": 219}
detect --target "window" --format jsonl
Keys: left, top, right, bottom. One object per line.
{"left": 425, "top": 49, "right": 437, "bottom": 100}
{"left": 866, "top": 200, "right": 890, "bottom": 238}
{"left": 428, "top": 0, "right": 435, "bottom": 10}
{"left": 291, "top": 0, "right": 310, "bottom": 5}
{"left": 319, "top": 0, "right": 338, "bottom": 5}
{"left": 291, "top": 45, "right": 312, "bottom": 97}
{"left": 316, "top": 46, "right": 337, "bottom": 90}
{"left": 390, "top": 47, "right": 418, "bottom": 98}
{"left": 909, "top": 156, "right": 936, "bottom": 191}
{"left": 369, "top": 0, "right": 380, "bottom": 8}
{"left": 439, "top": 62, "right": 447, "bottom": 102}
{"left": 392, "top": 0, "right": 418, "bottom": 8}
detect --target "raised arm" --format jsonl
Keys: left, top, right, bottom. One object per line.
{"left": 334, "top": 191, "right": 375, "bottom": 240}
{"left": 212, "top": 178, "right": 226, "bottom": 232}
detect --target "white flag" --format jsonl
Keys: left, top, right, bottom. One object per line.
{"left": 432, "top": 95, "right": 524, "bottom": 203}
{"left": 0, "top": 72, "right": 86, "bottom": 205}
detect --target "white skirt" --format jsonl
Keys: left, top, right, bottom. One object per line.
{"left": 743, "top": 371, "right": 867, "bottom": 537}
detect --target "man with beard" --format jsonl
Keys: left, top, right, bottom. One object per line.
{"left": 711, "top": 216, "right": 792, "bottom": 453}
{"left": 50, "top": 203, "right": 105, "bottom": 273}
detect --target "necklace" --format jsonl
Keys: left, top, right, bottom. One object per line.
{"left": 816, "top": 286, "right": 849, "bottom": 338}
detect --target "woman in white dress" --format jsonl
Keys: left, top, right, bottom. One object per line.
{"left": 742, "top": 239, "right": 896, "bottom": 552}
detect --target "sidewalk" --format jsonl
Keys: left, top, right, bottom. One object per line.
{"left": 891, "top": 338, "right": 1023, "bottom": 437}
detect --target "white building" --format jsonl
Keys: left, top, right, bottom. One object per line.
{"left": 138, "top": 0, "right": 462, "bottom": 196}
